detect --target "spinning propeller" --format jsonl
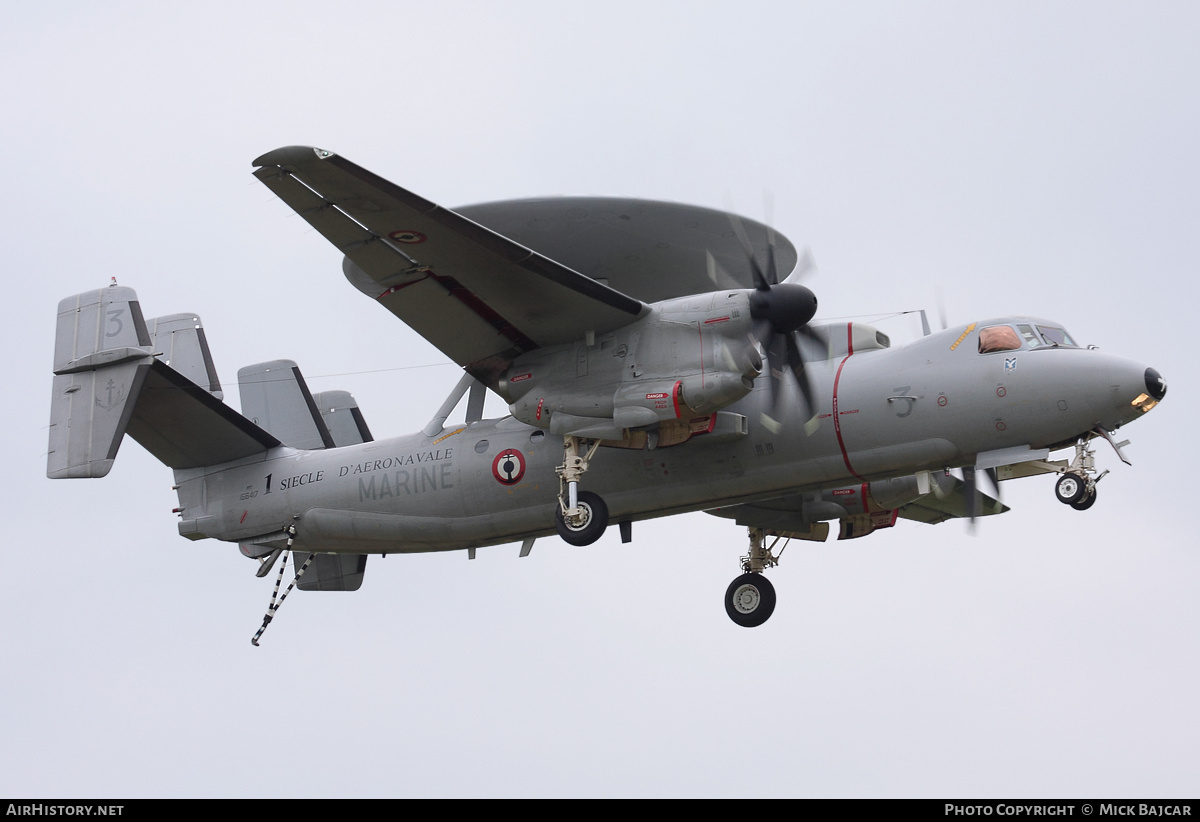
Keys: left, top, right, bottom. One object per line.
{"left": 926, "top": 296, "right": 1002, "bottom": 531}
{"left": 728, "top": 210, "right": 826, "bottom": 434}
{"left": 961, "top": 465, "right": 1002, "bottom": 532}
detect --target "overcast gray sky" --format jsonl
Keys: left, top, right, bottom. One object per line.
{"left": 2, "top": 1, "right": 1196, "bottom": 798}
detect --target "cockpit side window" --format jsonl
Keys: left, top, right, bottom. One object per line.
{"left": 978, "top": 325, "right": 1021, "bottom": 353}
{"left": 1036, "top": 325, "right": 1078, "bottom": 347}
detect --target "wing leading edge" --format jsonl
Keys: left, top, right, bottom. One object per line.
{"left": 252, "top": 146, "right": 649, "bottom": 386}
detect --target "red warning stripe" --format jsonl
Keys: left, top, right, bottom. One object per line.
{"left": 377, "top": 270, "right": 538, "bottom": 354}
{"left": 832, "top": 323, "right": 864, "bottom": 480}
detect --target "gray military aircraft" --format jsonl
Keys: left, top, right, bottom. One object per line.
{"left": 46, "top": 146, "right": 1167, "bottom": 641}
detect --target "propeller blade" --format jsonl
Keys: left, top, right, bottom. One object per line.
{"left": 751, "top": 318, "right": 773, "bottom": 351}
{"left": 963, "top": 466, "right": 980, "bottom": 532}
{"left": 724, "top": 207, "right": 770, "bottom": 291}
{"left": 762, "top": 192, "right": 780, "bottom": 286}
{"left": 784, "top": 332, "right": 817, "bottom": 423}
{"left": 782, "top": 247, "right": 816, "bottom": 285}
{"left": 766, "top": 332, "right": 788, "bottom": 412}
{"left": 704, "top": 249, "right": 742, "bottom": 291}
{"left": 983, "top": 466, "right": 1002, "bottom": 512}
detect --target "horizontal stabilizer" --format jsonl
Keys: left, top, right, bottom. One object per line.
{"left": 125, "top": 360, "right": 280, "bottom": 468}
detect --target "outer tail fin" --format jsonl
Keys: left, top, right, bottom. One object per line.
{"left": 47, "top": 286, "right": 280, "bottom": 478}
{"left": 239, "top": 361, "right": 374, "bottom": 448}
{"left": 238, "top": 360, "right": 336, "bottom": 450}
{"left": 313, "top": 390, "right": 373, "bottom": 446}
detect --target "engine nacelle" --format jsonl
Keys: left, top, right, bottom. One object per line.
{"left": 498, "top": 297, "right": 762, "bottom": 435}
{"left": 507, "top": 367, "right": 757, "bottom": 434}
{"left": 613, "top": 370, "right": 756, "bottom": 421}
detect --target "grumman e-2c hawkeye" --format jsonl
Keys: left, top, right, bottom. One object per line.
{"left": 46, "top": 146, "right": 1167, "bottom": 642}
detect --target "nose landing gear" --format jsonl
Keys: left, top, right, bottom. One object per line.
{"left": 1053, "top": 437, "right": 1108, "bottom": 511}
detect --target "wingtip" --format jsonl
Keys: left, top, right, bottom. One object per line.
{"left": 252, "top": 145, "right": 336, "bottom": 168}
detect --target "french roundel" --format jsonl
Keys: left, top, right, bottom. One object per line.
{"left": 388, "top": 229, "right": 427, "bottom": 243}
{"left": 492, "top": 448, "right": 526, "bottom": 485}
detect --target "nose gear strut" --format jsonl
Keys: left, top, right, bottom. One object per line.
{"left": 1052, "top": 435, "right": 1112, "bottom": 511}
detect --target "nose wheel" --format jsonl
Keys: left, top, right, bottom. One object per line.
{"left": 1070, "top": 488, "right": 1097, "bottom": 510}
{"left": 1053, "top": 438, "right": 1107, "bottom": 511}
{"left": 1055, "top": 473, "right": 1087, "bottom": 504}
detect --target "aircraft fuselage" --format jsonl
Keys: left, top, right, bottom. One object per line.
{"left": 172, "top": 317, "right": 1160, "bottom": 556}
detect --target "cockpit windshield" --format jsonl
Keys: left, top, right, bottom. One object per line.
{"left": 1036, "top": 325, "right": 1078, "bottom": 347}
{"left": 1017, "top": 324, "right": 1043, "bottom": 348}
{"left": 979, "top": 322, "right": 1079, "bottom": 353}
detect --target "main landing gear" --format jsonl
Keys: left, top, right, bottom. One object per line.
{"left": 1054, "top": 438, "right": 1107, "bottom": 512}
{"left": 725, "top": 527, "right": 782, "bottom": 628}
{"left": 554, "top": 435, "right": 609, "bottom": 545}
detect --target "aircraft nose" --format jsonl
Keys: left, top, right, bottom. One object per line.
{"left": 1145, "top": 367, "right": 1167, "bottom": 401}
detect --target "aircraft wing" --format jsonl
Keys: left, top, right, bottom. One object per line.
{"left": 252, "top": 146, "right": 651, "bottom": 385}
{"left": 894, "top": 476, "right": 1008, "bottom": 525}
{"left": 706, "top": 474, "right": 1008, "bottom": 537}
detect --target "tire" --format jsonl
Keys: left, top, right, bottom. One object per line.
{"left": 725, "top": 573, "right": 777, "bottom": 628}
{"left": 554, "top": 491, "right": 609, "bottom": 546}
{"left": 1055, "top": 473, "right": 1087, "bottom": 504}
{"left": 1070, "top": 488, "right": 1097, "bottom": 511}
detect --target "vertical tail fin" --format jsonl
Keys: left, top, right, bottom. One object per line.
{"left": 48, "top": 287, "right": 154, "bottom": 477}
{"left": 312, "top": 390, "right": 373, "bottom": 445}
{"left": 147, "top": 313, "right": 224, "bottom": 400}
{"left": 238, "top": 360, "right": 336, "bottom": 450}
{"left": 238, "top": 361, "right": 374, "bottom": 448}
